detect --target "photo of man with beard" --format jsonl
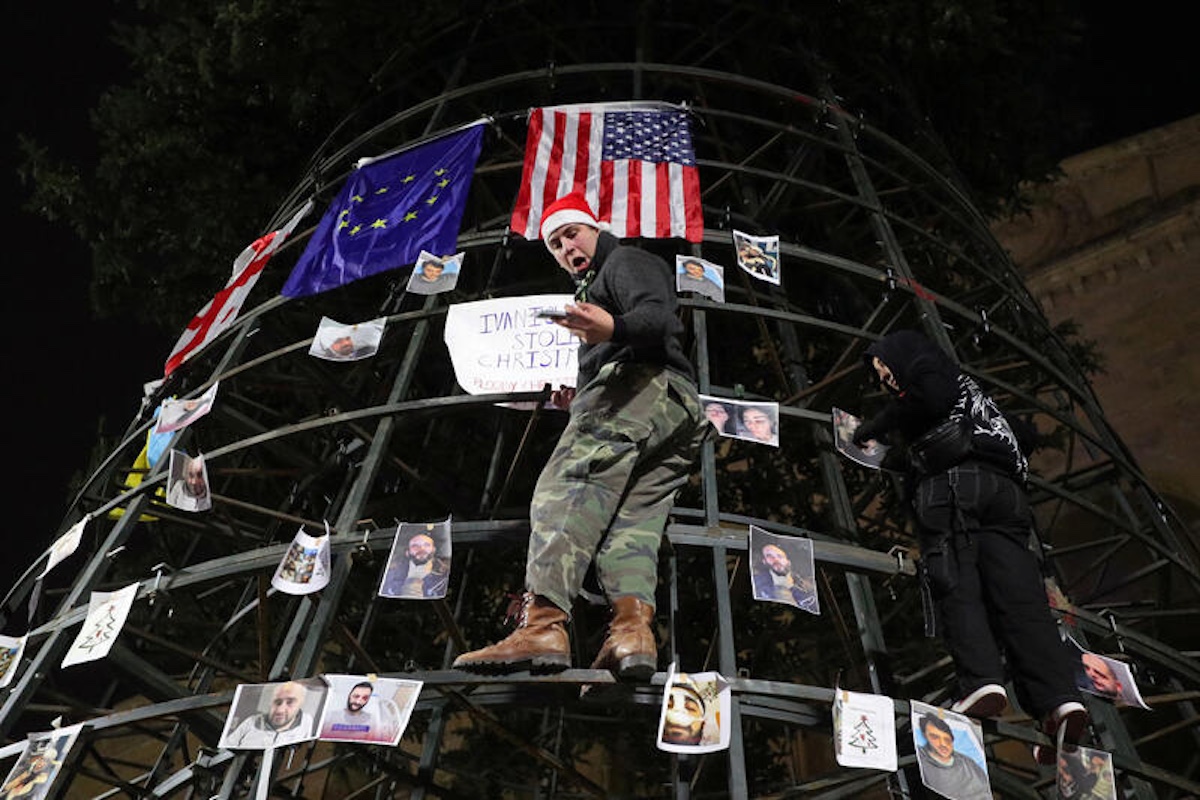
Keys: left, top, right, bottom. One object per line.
{"left": 656, "top": 669, "right": 731, "bottom": 754}
{"left": 221, "top": 681, "right": 323, "bottom": 750}
{"left": 318, "top": 680, "right": 401, "bottom": 744}
{"left": 749, "top": 526, "right": 819, "bottom": 614}
{"left": 660, "top": 682, "right": 706, "bottom": 746}
{"left": 379, "top": 523, "right": 451, "bottom": 599}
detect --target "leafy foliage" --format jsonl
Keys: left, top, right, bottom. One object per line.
{"left": 19, "top": 0, "right": 1085, "bottom": 331}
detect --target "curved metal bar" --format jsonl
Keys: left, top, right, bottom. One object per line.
{"left": 10, "top": 24, "right": 1198, "bottom": 800}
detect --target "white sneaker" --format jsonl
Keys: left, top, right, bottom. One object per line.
{"left": 1031, "top": 744, "right": 1056, "bottom": 765}
{"left": 951, "top": 683, "right": 1009, "bottom": 718}
{"left": 1044, "top": 701, "right": 1088, "bottom": 746}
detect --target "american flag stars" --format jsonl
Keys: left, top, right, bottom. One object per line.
{"left": 602, "top": 111, "right": 696, "bottom": 165}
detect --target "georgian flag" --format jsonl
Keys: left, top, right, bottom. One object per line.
{"left": 164, "top": 202, "right": 311, "bottom": 376}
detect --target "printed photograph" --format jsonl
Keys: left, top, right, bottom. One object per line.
{"left": 732, "top": 229, "right": 781, "bottom": 285}
{"left": 379, "top": 519, "right": 452, "bottom": 600}
{"left": 910, "top": 700, "right": 990, "bottom": 800}
{"left": 155, "top": 381, "right": 219, "bottom": 433}
{"left": 165, "top": 450, "right": 212, "bottom": 512}
{"left": 317, "top": 674, "right": 422, "bottom": 746}
{"left": 219, "top": 679, "right": 327, "bottom": 750}
{"left": 674, "top": 255, "right": 725, "bottom": 302}
{"left": 698, "top": 395, "right": 780, "bottom": 447}
{"left": 1057, "top": 746, "right": 1117, "bottom": 800}
{"left": 0, "top": 725, "right": 83, "bottom": 800}
{"left": 656, "top": 666, "right": 732, "bottom": 754}
{"left": 749, "top": 526, "right": 819, "bottom": 614}
{"left": 832, "top": 407, "right": 889, "bottom": 469}
{"left": 309, "top": 316, "right": 385, "bottom": 362}
{"left": 1069, "top": 637, "right": 1151, "bottom": 709}
{"left": 700, "top": 398, "right": 736, "bottom": 437}
{"left": 271, "top": 528, "right": 331, "bottom": 596}
{"left": 406, "top": 250, "right": 462, "bottom": 295}
{"left": 0, "top": 635, "right": 26, "bottom": 690}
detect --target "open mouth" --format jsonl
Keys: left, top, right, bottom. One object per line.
{"left": 571, "top": 256, "right": 588, "bottom": 270}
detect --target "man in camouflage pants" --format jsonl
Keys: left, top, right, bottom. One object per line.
{"left": 454, "top": 193, "right": 710, "bottom": 678}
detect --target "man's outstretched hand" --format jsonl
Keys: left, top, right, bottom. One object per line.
{"left": 555, "top": 302, "right": 614, "bottom": 344}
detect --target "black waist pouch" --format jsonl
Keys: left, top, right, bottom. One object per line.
{"left": 909, "top": 417, "right": 972, "bottom": 474}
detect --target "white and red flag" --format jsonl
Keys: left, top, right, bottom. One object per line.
{"left": 510, "top": 103, "right": 703, "bottom": 242}
{"left": 164, "top": 202, "right": 311, "bottom": 376}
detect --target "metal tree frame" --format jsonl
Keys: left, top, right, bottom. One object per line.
{"left": 2, "top": 10, "right": 1198, "bottom": 799}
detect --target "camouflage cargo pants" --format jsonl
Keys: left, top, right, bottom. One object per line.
{"left": 525, "top": 361, "right": 711, "bottom": 612}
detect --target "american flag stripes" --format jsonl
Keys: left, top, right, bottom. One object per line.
{"left": 510, "top": 103, "right": 703, "bottom": 242}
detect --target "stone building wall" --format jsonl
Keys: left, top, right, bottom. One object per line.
{"left": 992, "top": 114, "right": 1200, "bottom": 527}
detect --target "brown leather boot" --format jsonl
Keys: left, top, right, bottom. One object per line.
{"left": 452, "top": 593, "right": 571, "bottom": 673}
{"left": 590, "top": 596, "right": 657, "bottom": 679}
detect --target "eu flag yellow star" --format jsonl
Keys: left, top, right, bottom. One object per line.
{"left": 280, "top": 122, "right": 484, "bottom": 299}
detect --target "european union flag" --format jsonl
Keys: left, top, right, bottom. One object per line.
{"left": 282, "top": 123, "right": 486, "bottom": 298}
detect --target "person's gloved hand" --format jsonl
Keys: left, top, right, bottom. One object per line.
{"left": 852, "top": 419, "right": 879, "bottom": 447}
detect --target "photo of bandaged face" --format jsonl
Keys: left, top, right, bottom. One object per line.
{"left": 309, "top": 316, "right": 385, "bottom": 362}
{"left": 656, "top": 666, "right": 731, "bottom": 754}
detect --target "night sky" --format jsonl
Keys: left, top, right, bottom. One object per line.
{"left": 1, "top": 4, "right": 1193, "bottom": 600}
{"left": 2, "top": 0, "right": 164, "bottom": 604}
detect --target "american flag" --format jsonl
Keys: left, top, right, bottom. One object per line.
{"left": 510, "top": 103, "right": 703, "bottom": 242}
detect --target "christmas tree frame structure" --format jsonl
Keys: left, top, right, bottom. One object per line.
{"left": 2, "top": 9, "right": 1199, "bottom": 799}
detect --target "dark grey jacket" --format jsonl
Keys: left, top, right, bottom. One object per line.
{"left": 572, "top": 231, "right": 695, "bottom": 387}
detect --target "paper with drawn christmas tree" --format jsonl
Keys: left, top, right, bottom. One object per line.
{"left": 61, "top": 582, "right": 140, "bottom": 668}
{"left": 833, "top": 688, "right": 897, "bottom": 771}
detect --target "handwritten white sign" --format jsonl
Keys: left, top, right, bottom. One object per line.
{"left": 444, "top": 294, "right": 579, "bottom": 396}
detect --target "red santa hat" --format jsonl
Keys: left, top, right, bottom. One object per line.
{"left": 538, "top": 193, "right": 608, "bottom": 245}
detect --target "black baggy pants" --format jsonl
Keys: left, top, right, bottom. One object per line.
{"left": 913, "top": 462, "right": 1081, "bottom": 719}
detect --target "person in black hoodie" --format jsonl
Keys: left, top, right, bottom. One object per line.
{"left": 853, "top": 330, "right": 1087, "bottom": 750}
